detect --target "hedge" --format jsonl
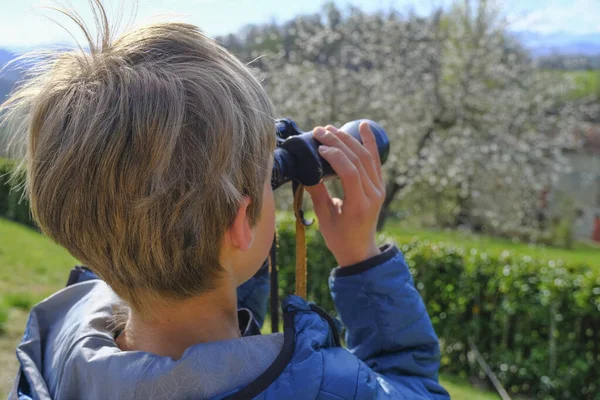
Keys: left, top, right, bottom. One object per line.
{"left": 0, "top": 159, "right": 36, "bottom": 227}
{"left": 275, "top": 214, "right": 599, "bottom": 400}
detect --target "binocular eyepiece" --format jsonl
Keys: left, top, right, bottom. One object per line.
{"left": 271, "top": 118, "right": 390, "bottom": 190}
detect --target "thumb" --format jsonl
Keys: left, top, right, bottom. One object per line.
{"left": 306, "top": 183, "right": 332, "bottom": 219}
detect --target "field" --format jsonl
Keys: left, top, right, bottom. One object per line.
{"left": 7, "top": 217, "right": 598, "bottom": 398}
{"left": 386, "top": 222, "right": 600, "bottom": 267}
{"left": 561, "top": 69, "right": 600, "bottom": 99}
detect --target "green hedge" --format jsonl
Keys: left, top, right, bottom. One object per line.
{"left": 0, "top": 159, "right": 36, "bottom": 228}
{"left": 275, "top": 215, "right": 599, "bottom": 400}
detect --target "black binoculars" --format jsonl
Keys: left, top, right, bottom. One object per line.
{"left": 271, "top": 118, "right": 390, "bottom": 190}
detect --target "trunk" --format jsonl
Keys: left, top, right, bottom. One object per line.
{"left": 376, "top": 123, "right": 439, "bottom": 232}
{"left": 454, "top": 194, "right": 471, "bottom": 228}
{"left": 453, "top": 177, "right": 473, "bottom": 228}
{"left": 329, "top": 68, "right": 337, "bottom": 123}
{"left": 376, "top": 178, "right": 403, "bottom": 231}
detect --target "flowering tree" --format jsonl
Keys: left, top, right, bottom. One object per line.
{"left": 219, "top": 0, "right": 589, "bottom": 233}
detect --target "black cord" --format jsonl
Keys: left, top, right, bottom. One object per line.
{"left": 269, "top": 234, "right": 279, "bottom": 333}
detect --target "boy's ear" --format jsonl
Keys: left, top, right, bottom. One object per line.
{"left": 227, "top": 197, "right": 254, "bottom": 251}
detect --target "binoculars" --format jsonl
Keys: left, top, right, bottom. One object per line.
{"left": 271, "top": 118, "right": 390, "bottom": 190}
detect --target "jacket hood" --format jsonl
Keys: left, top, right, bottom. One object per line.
{"left": 11, "top": 281, "right": 284, "bottom": 400}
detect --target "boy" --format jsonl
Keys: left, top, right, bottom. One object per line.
{"left": 4, "top": 2, "right": 449, "bottom": 399}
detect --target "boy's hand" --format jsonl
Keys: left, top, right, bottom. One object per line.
{"left": 306, "top": 123, "right": 385, "bottom": 267}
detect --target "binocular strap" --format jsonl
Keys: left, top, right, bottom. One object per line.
{"left": 268, "top": 183, "right": 309, "bottom": 333}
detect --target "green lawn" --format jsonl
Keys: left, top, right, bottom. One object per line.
{"left": 551, "top": 69, "right": 600, "bottom": 99}
{"left": 0, "top": 218, "right": 77, "bottom": 303}
{"left": 0, "top": 218, "right": 78, "bottom": 396}
{"left": 386, "top": 222, "right": 600, "bottom": 267}
{"left": 440, "top": 374, "right": 500, "bottom": 400}
{"left": 565, "top": 69, "right": 600, "bottom": 99}
{"left": 0, "top": 217, "right": 507, "bottom": 398}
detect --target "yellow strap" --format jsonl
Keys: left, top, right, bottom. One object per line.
{"left": 293, "top": 184, "right": 307, "bottom": 299}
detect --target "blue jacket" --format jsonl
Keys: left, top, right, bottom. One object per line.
{"left": 10, "top": 243, "right": 450, "bottom": 399}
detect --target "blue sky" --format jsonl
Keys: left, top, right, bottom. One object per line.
{"left": 1, "top": 0, "right": 599, "bottom": 50}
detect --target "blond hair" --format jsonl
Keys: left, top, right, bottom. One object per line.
{"left": 1, "top": 1, "right": 276, "bottom": 312}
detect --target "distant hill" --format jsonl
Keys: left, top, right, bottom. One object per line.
{"left": 0, "top": 79, "right": 14, "bottom": 102}
{"left": 0, "top": 48, "right": 14, "bottom": 66}
{"left": 515, "top": 32, "right": 600, "bottom": 57}
{"left": 0, "top": 48, "right": 21, "bottom": 81}
{"left": 0, "top": 49, "right": 17, "bottom": 102}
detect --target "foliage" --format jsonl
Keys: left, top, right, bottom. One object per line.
{"left": 407, "top": 242, "right": 598, "bottom": 399}
{"left": 275, "top": 214, "right": 599, "bottom": 399}
{"left": 0, "top": 158, "right": 35, "bottom": 228}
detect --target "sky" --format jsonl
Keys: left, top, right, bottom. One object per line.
{"left": 0, "top": 0, "right": 599, "bottom": 50}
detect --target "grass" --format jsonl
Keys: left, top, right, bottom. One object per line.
{"left": 0, "top": 304, "right": 8, "bottom": 333}
{"left": 0, "top": 218, "right": 78, "bottom": 397}
{"left": 0, "top": 218, "right": 78, "bottom": 301}
{"left": 0, "top": 218, "right": 78, "bottom": 396}
{"left": 550, "top": 69, "right": 600, "bottom": 99}
{"left": 440, "top": 374, "right": 500, "bottom": 400}
{"left": 564, "top": 69, "right": 600, "bottom": 99}
{"left": 386, "top": 222, "right": 600, "bottom": 267}
{"left": 0, "top": 309, "right": 28, "bottom": 396}
{"left": 3, "top": 293, "right": 36, "bottom": 310}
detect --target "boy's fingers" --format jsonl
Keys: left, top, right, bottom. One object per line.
{"left": 325, "top": 127, "right": 380, "bottom": 198}
{"left": 315, "top": 127, "right": 376, "bottom": 200}
{"left": 332, "top": 128, "right": 381, "bottom": 198}
{"left": 317, "top": 145, "right": 363, "bottom": 206}
{"left": 359, "top": 122, "right": 383, "bottom": 186}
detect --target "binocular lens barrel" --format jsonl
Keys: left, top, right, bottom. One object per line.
{"left": 271, "top": 119, "right": 390, "bottom": 190}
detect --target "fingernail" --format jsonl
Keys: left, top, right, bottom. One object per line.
{"left": 318, "top": 145, "right": 330, "bottom": 154}
{"left": 314, "top": 127, "right": 326, "bottom": 139}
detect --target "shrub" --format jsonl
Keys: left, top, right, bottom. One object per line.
{"left": 0, "top": 159, "right": 36, "bottom": 228}
{"left": 275, "top": 214, "right": 599, "bottom": 400}
{"left": 0, "top": 160, "right": 13, "bottom": 216}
